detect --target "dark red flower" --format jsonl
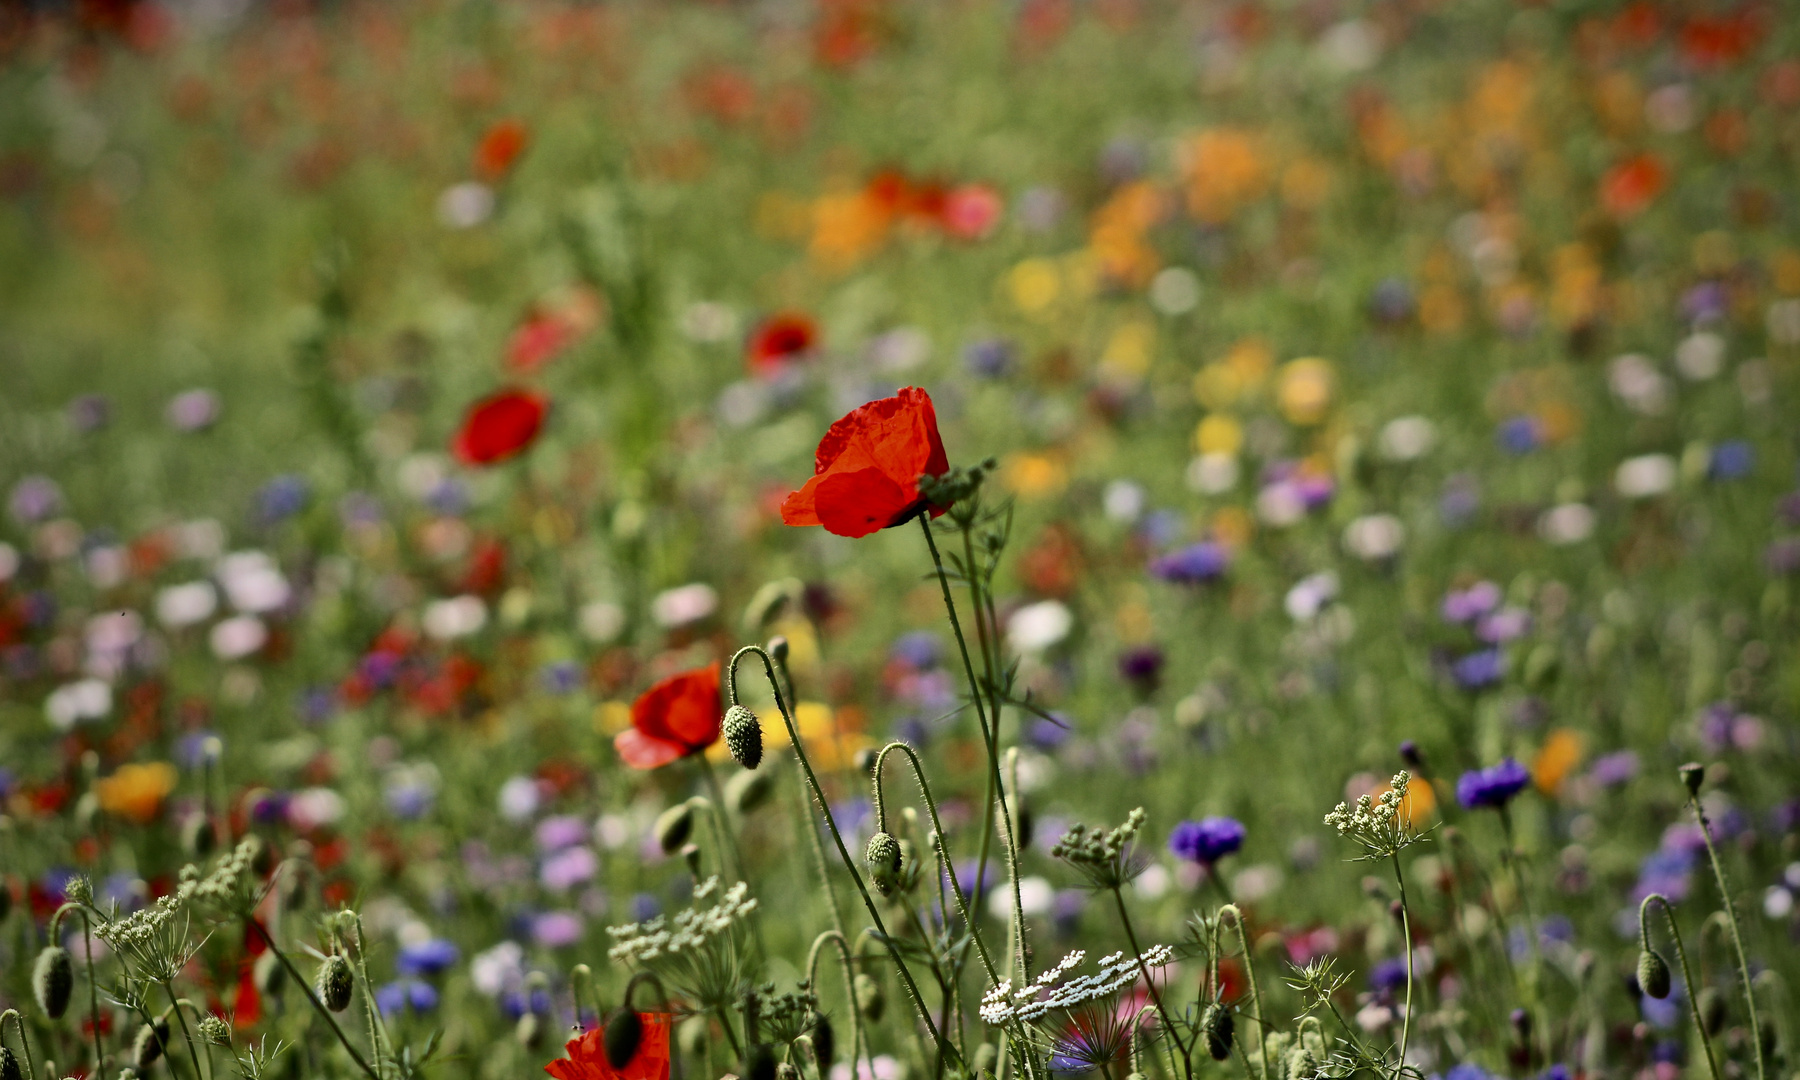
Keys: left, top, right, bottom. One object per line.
{"left": 746, "top": 312, "right": 818, "bottom": 375}
{"left": 615, "top": 663, "right": 721, "bottom": 770}
{"left": 474, "top": 119, "right": 530, "bottom": 181}
{"left": 1600, "top": 154, "right": 1667, "bottom": 219}
{"left": 545, "top": 1014, "right": 673, "bottom": 1080}
{"left": 452, "top": 389, "right": 548, "bottom": 466}
{"left": 780, "top": 387, "right": 949, "bottom": 538}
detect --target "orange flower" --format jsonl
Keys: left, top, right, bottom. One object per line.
{"left": 615, "top": 664, "right": 722, "bottom": 770}
{"left": 96, "top": 762, "right": 178, "bottom": 825}
{"left": 545, "top": 1014, "right": 672, "bottom": 1080}
{"left": 1532, "top": 729, "right": 1585, "bottom": 795}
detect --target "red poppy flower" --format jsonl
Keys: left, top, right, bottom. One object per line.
{"left": 941, "top": 183, "right": 1004, "bottom": 240}
{"left": 474, "top": 119, "right": 530, "bottom": 181}
{"left": 615, "top": 663, "right": 722, "bottom": 770}
{"left": 545, "top": 1014, "right": 673, "bottom": 1080}
{"left": 452, "top": 389, "right": 548, "bottom": 466}
{"left": 1600, "top": 153, "right": 1667, "bottom": 218}
{"left": 780, "top": 386, "right": 949, "bottom": 538}
{"left": 747, "top": 312, "right": 818, "bottom": 375}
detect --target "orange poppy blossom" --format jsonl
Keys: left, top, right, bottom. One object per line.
{"left": 452, "top": 388, "right": 549, "bottom": 466}
{"left": 780, "top": 386, "right": 950, "bottom": 538}
{"left": 545, "top": 1013, "right": 673, "bottom": 1080}
{"left": 614, "top": 663, "right": 723, "bottom": 770}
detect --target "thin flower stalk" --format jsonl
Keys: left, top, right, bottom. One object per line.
{"left": 807, "top": 931, "right": 872, "bottom": 1080}
{"left": 1685, "top": 789, "right": 1767, "bottom": 1080}
{"left": 1216, "top": 905, "right": 1270, "bottom": 1080}
{"left": 1640, "top": 894, "right": 1720, "bottom": 1080}
{"left": 248, "top": 918, "right": 383, "bottom": 1080}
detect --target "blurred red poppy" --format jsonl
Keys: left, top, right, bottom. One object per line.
{"left": 545, "top": 1013, "right": 673, "bottom": 1080}
{"left": 941, "top": 183, "right": 1004, "bottom": 240}
{"left": 1600, "top": 154, "right": 1667, "bottom": 218}
{"left": 781, "top": 386, "right": 949, "bottom": 538}
{"left": 747, "top": 312, "right": 818, "bottom": 375}
{"left": 452, "top": 389, "right": 548, "bottom": 466}
{"left": 615, "top": 663, "right": 721, "bottom": 770}
{"left": 474, "top": 119, "right": 530, "bottom": 181}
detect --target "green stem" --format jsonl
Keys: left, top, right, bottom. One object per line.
{"left": 1389, "top": 854, "right": 1415, "bottom": 1077}
{"left": 1218, "top": 905, "right": 1270, "bottom": 1080}
{"left": 1687, "top": 796, "right": 1767, "bottom": 1080}
{"left": 808, "top": 932, "right": 873, "bottom": 1080}
{"left": 163, "top": 980, "right": 209, "bottom": 1080}
{"left": 1, "top": 1009, "right": 37, "bottom": 1080}
{"left": 1109, "top": 888, "right": 1189, "bottom": 1079}
{"left": 728, "top": 646, "right": 961, "bottom": 1070}
{"left": 248, "top": 919, "right": 382, "bottom": 1080}
{"left": 1640, "top": 895, "right": 1720, "bottom": 1080}
{"left": 77, "top": 910, "right": 103, "bottom": 1076}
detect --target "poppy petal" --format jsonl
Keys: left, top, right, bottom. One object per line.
{"left": 661, "top": 664, "right": 722, "bottom": 749}
{"left": 779, "top": 475, "right": 824, "bottom": 526}
{"left": 614, "top": 729, "right": 689, "bottom": 770}
{"left": 814, "top": 467, "right": 913, "bottom": 538}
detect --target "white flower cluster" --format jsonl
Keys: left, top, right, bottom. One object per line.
{"left": 1323, "top": 771, "right": 1423, "bottom": 860}
{"left": 607, "top": 878, "right": 758, "bottom": 964}
{"left": 978, "top": 944, "right": 1174, "bottom": 1026}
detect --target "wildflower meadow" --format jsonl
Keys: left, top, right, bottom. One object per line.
{"left": 0, "top": 2, "right": 1796, "bottom": 1080}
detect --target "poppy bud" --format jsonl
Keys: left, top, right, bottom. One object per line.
{"left": 679, "top": 1016, "right": 710, "bottom": 1058}
{"left": 768, "top": 637, "right": 790, "bottom": 664}
{"left": 655, "top": 803, "right": 695, "bottom": 854}
{"left": 605, "top": 1009, "right": 643, "bottom": 1069}
{"left": 1637, "top": 949, "right": 1671, "bottom": 999}
{"left": 853, "top": 748, "right": 879, "bottom": 775}
{"left": 810, "top": 1015, "right": 834, "bottom": 1070}
{"left": 133, "top": 1019, "right": 170, "bottom": 1070}
{"left": 724, "top": 705, "right": 764, "bottom": 770}
{"left": 197, "top": 1014, "right": 231, "bottom": 1045}
{"left": 747, "top": 1045, "right": 776, "bottom": 1080}
{"left": 254, "top": 950, "right": 285, "bottom": 997}
{"left": 1201, "top": 1003, "right": 1234, "bottom": 1061}
{"left": 681, "top": 843, "right": 704, "bottom": 879}
{"left": 244, "top": 833, "right": 275, "bottom": 876}
{"left": 855, "top": 973, "right": 884, "bottom": 1022}
{"left": 0, "top": 1047, "right": 18, "bottom": 1080}
{"left": 182, "top": 816, "right": 217, "bottom": 858}
{"left": 34, "top": 945, "right": 74, "bottom": 1018}
{"left": 1678, "top": 762, "right": 1705, "bottom": 796}
{"left": 516, "top": 1012, "right": 544, "bottom": 1050}
{"left": 317, "top": 954, "right": 354, "bottom": 1012}
{"left": 727, "top": 768, "right": 775, "bottom": 814}
{"left": 865, "top": 832, "right": 902, "bottom": 897}
{"left": 1695, "top": 987, "right": 1726, "bottom": 1035}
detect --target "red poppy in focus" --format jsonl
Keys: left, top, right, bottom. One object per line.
{"left": 545, "top": 1013, "right": 673, "bottom": 1080}
{"left": 746, "top": 312, "right": 818, "bottom": 375}
{"left": 474, "top": 119, "right": 530, "bottom": 181}
{"left": 1600, "top": 153, "right": 1667, "bottom": 218}
{"left": 452, "top": 389, "right": 548, "bottom": 466}
{"left": 780, "top": 386, "right": 949, "bottom": 538}
{"left": 615, "top": 663, "right": 722, "bottom": 770}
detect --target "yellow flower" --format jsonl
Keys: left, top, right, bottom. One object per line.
{"left": 1210, "top": 506, "right": 1254, "bottom": 549}
{"left": 1277, "top": 358, "right": 1335, "bottom": 426}
{"left": 1193, "top": 414, "right": 1244, "bottom": 456}
{"left": 1100, "top": 321, "right": 1156, "bottom": 382}
{"left": 595, "top": 701, "right": 632, "bottom": 734}
{"left": 1008, "top": 258, "right": 1061, "bottom": 313}
{"left": 759, "top": 701, "right": 870, "bottom": 771}
{"left": 1001, "top": 453, "right": 1068, "bottom": 499}
{"left": 1224, "top": 338, "right": 1274, "bottom": 387}
{"left": 96, "top": 762, "right": 178, "bottom": 825}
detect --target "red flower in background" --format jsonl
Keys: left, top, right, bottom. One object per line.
{"left": 1600, "top": 153, "right": 1667, "bottom": 218}
{"left": 545, "top": 1013, "right": 673, "bottom": 1080}
{"left": 615, "top": 663, "right": 722, "bottom": 770}
{"left": 452, "top": 389, "right": 547, "bottom": 465}
{"left": 474, "top": 119, "right": 530, "bottom": 181}
{"left": 746, "top": 312, "right": 818, "bottom": 375}
{"left": 941, "top": 183, "right": 1004, "bottom": 240}
{"left": 780, "top": 387, "right": 949, "bottom": 538}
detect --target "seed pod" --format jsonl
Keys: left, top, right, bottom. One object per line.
{"left": 655, "top": 804, "right": 695, "bottom": 855}
{"left": 855, "top": 973, "right": 884, "bottom": 1022}
{"left": 1637, "top": 949, "right": 1671, "bottom": 999}
{"left": 678, "top": 1016, "right": 710, "bottom": 1058}
{"left": 317, "top": 954, "right": 354, "bottom": 1012}
{"left": 1201, "top": 1003, "right": 1234, "bottom": 1061}
{"left": 133, "top": 1019, "right": 170, "bottom": 1070}
{"left": 727, "top": 768, "right": 775, "bottom": 815}
{"left": 865, "top": 832, "right": 902, "bottom": 897}
{"left": 34, "top": 945, "right": 74, "bottom": 1018}
{"left": 181, "top": 816, "right": 218, "bottom": 858}
{"left": 724, "top": 706, "right": 764, "bottom": 770}
{"left": 1678, "top": 763, "right": 1706, "bottom": 796}
{"left": 516, "top": 1012, "right": 544, "bottom": 1050}
{"left": 604, "top": 1009, "right": 643, "bottom": 1069}
{"left": 254, "top": 949, "right": 285, "bottom": 997}
{"left": 681, "top": 843, "right": 704, "bottom": 879}
{"left": 810, "top": 1015, "right": 835, "bottom": 1071}
{"left": 0, "top": 1047, "right": 21, "bottom": 1080}
{"left": 1695, "top": 987, "right": 1726, "bottom": 1035}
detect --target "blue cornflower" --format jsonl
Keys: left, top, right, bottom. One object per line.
{"left": 395, "top": 938, "right": 460, "bottom": 977}
{"left": 1168, "top": 817, "right": 1246, "bottom": 864}
{"left": 1456, "top": 758, "right": 1530, "bottom": 810}
{"left": 376, "top": 979, "right": 439, "bottom": 1016}
{"left": 1149, "top": 542, "right": 1229, "bottom": 584}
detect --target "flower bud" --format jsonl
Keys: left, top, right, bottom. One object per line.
{"left": 34, "top": 945, "right": 74, "bottom": 1018}
{"left": 768, "top": 637, "right": 789, "bottom": 664}
{"left": 724, "top": 705, "right": 764, "bottom": 771}
{"left": 244, "top": 833, "right": 274, "bottom": 876}
{"left": 1695, "top": 987, "right": 1726, "bottom": 1035}
{"left": 681, "top": 843, "right": 704, "bottom": 879}
{"left": 727, "top": 768, "right": 775, "bottom": 815}
{"left": 181, "top": 816, "right": 217, "bottom": 858}
{"left": 776, "top": 1063, "right": 798, "bottom": 1080}
{"left": 317, "top": 954, "right": 354, "bottom": 1012}
{"left": 254, "top": 950, "right": 285, "bottom": 997}
{"left": 655, "top": 803, "right": 695, "bottom": 855}
{"left": 133, "top": 1019, "right": 170, "bottom": 1070}
{"left": 197, "top": 1014, "right": 231, "bottom": 1045}
{"left": 810, "top": 1015, "right": 834, "bottom": 1070}
{"left": 854, "top": 973, "right": 884, "bottom": 1022}
{"left": 865, "top": 832, "right": 903, "bottom": 897}
{"left": 1201, "top": 1003, "right": 1234, "bottom": 1061}
{"left": 1636, "top": 949, "right": 1671, "bottom": 999}
{"left": 0, "top": 1046, "right": 19, "bottom": 1080}
{"left": 516, "top": 1012, "right": 544, "bottom": 1050}
{"left": 604, "top": 1009, "right": 644, "bottom": 1069}
{"left": 1678, "top": 762, "right": 1705, "bottom": 796}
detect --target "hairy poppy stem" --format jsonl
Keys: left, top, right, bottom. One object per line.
{"left": 728, "top": 645, "right": 961, "bottom": 1071}
{"left": 1, "top": 1009, "right": 36, "bottom": 1080}
{"left": 808, "top": 931, "right": 873, "bottom": 1080}
{"left": 1216, "top": 905, "right": 1270, "bottom": 1080}
{"left": 1640, "top": 895, "right": 1720, "bottom": 1080}
{"left": 1685, "top": 794, "right": 1767, "bottom": 1080}
{"left": 248, "top": 919, "right": 383, "bottom": 1080}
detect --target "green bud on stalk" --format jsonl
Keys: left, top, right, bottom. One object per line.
{"left": 724, "top": 705, "right": 764, "bottom": 770}
{"left": 1201, "top": 1003, "right": 1234, "bottom": 1061}
{"left": 34, "top": 945, "right": 74, "bottom": 1018}
{"left": 1637, "top": 948, "right": 1671, "bottom": 999}
{"left": 655, "top": 803, "right": 694, "bottom": 855}
{"left": 864, "top": 832, "right": 902, "bottom": 897}
{"left": 317, "top": 954, "right": 354, "bottom": 1012}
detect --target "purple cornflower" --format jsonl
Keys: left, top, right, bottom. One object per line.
{"left": 535, "top": 815, "right": 589, "bottom": 852}
{"left": 963, "top": 338, "right": 1016, "bottom": 379}
{"left": 1475, "top": 607, "right": 1530, "bottom": 643}
{"left": 1451, "top": 649, "right": 1505, "bottom": 690}
{"left": 1441, "top": 581, "right": 1502, "bottom": 624}
{"left": 376, "top": 979, "right": 438, "bottom": 1016}
{"left": 1168, "top": 817, "right": 1246, "bottom": 864}
{"left": 1497, "top": 416, "right": 1541, "bottom": 454}
{"left": 256, "top": 475, "right": 310, "bottom": 524}
{"left": 395, "top": 938, "right": 460, "bottom": 977}
{"left": 1455, "top": 758, "right": 1530, "bottom": 810}
{"left": 1588, "top": 750, "right": 1639, "bottom": 787}
{"left": 1368, "top": 957, "right": 1408, "bottom": 995}
{"left": 1149, "top": 542, "right": 1229, "bottom": 584}
{"left": 539, "top": 846, "right": 598, "bottom": 892}
{"left": 890, "top": 631, "right": 941, "bottom": 669}
{"left": 1767, "top": 538, "right": 1800, "bottom": 575}
{"left": 530, "top": 910, "right": 585, "bottom": 948}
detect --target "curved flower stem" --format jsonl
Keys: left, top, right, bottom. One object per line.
{"left": 728, "top": 645, "right": 960, "bottom": 1071}
{"left": 1217, "top": 905, "right": 1270, "bottom": 1080}
{"left": 50, "top": 901, "right": 105, "bottom": 1077}
{"left": 1388, "top": 854, "right": 1415, "bottom": 1078}
{"left": 775, "top": 647, "right": 847, "bottom": 938}
{"left": 247, "top": 918, "right": 382, "bottom": 1080}
{"left": 808, "top": 931, "right": 873, "bottom": 1080}
{"left": 1, "top": 1009, "right": 36, "bottom": 1080}
{"left": 1686, "top": 794, "right": 1767, "bottom": 1080}
{"left": 1108, "top": 887, "right": 1189, "bottom": 1079}
{"left": 695, "top": 756, "right": 743, "bottom": 881}
{"left": 1640, "top": 895, "right": 1720, "bottom": 1080}
{"left": 872, "top": 741, "right": 1000, "bottom": 985}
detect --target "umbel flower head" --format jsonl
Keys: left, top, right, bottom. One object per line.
{"left": 1051, "top": 808, "right": 1149, "bottom": 891}
{"left": 980, "top": 945, "right": 1172, "bottom": 1071}
{"left": 616, "top": 664, "right": 723, "bottom": 770}
{"left": 780, "top": 387, "right": 950, "bottom": 538}
{"left": 1324, "top": 771, "right": 1428, "bottom": 860}
{"left": 607, "top": 878, "right": 759, "bottom": 1013}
